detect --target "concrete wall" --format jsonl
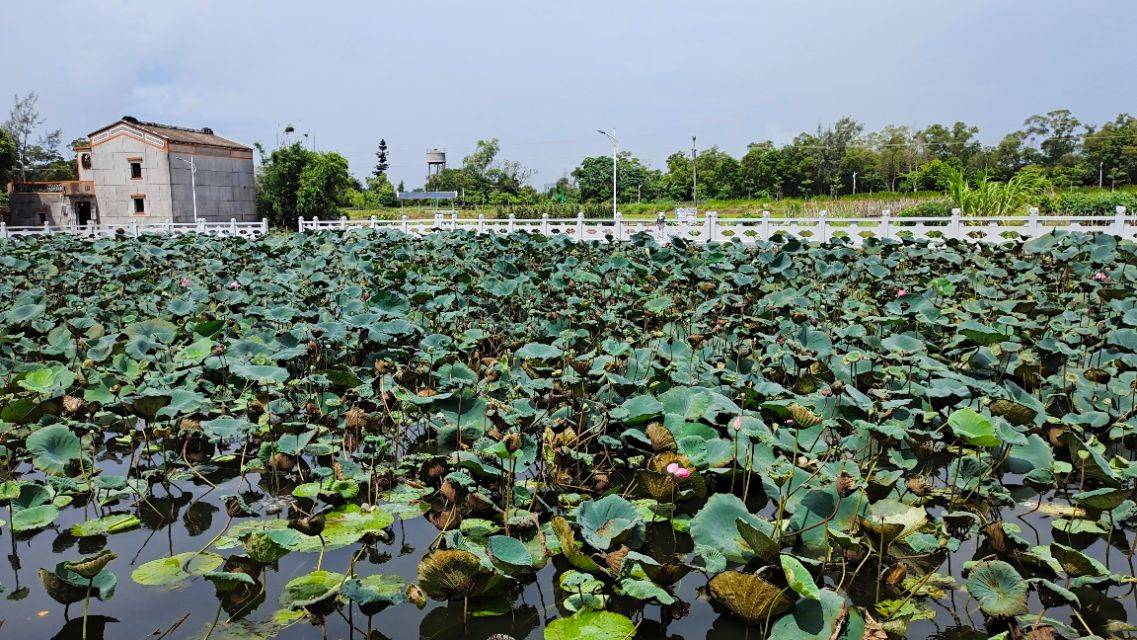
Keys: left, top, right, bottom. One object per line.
{"left": 91, "top": 134, "right": 173, "bottom": 227}
{"left": 7, "top": 192, "right": 63, "bottom": 226}
{"left": 167, "top": 146, "right": 256, "bottom": 222}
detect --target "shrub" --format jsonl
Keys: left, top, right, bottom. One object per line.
{"left": 1039, "top": 190, "right": 1137, "bottom": 215}
{"left": 897, "top": 201, "right": 953, "bottom": 218}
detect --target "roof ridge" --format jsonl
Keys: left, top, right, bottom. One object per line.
{"left": 123, "top": 115, "right": 213, "bottom": 135}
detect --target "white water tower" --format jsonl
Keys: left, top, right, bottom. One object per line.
{"left": 426, "top": 149, "right": 447, "bottom": 182}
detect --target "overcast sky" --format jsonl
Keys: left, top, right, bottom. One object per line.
{"left": 2, "top": 1, "right": 1133, "bottom": 187}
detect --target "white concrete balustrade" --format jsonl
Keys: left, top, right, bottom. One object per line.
{"left": 297, "top": 207, "right": 1135, "bottom": 245}
{"left": 4, "top": 208, "right": 1132, "bottom": 244}
{"left": 0, "top": 218, "right": 269, "bottom": 240}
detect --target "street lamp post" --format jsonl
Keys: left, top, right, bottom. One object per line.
{"left": 597, "top": 129, "right": 618, "bottom": 217}
{"left": 175, "top": 156, "right": 199, "bottom": 223}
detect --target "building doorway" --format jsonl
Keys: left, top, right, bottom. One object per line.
{"left": 76, "top": 200, "right": 92, "bottom": 226}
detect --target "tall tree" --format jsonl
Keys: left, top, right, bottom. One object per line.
{"left": 3, "top": 93, "right": 54, "bottom": 181}
{"left": 373, "top": 138, "right": 389, "bottom": 177}
{"left": 1082, "top": 114, "right": 1137, "bottom": 188}
{"left": 1023, "top": 109, "right": 1084, "bottom": 166}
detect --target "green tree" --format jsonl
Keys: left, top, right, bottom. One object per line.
{"left": 1023, "top": 109, "right": 1084, "bottom": 167}
{"left": 373, "top": 138, "right": 389, "bottom": 177}
{"left": 918, "top": 122, "right": 981, "bottom": 166}
{"left": 739, "top": 141, "right": 786, "bottom": 198}
{"left": 1083, "top": 113, "right": 1137, "bottom": 188}
{"left": 0, "top": 128, "right": 16, "bottom": 187}
{"left": 256, "top": 140, "right": 352, "bottom": 226}
{"left": 2, "top": 92, "right": 74, "bottom": 182}
{"left": 571, "top": 152, "right": 654, "bottom": 203}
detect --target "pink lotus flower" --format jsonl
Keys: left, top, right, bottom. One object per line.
{"left": 665, "top": 462, "right": 692, "bottom": 479}
{"left": 730, "top": 416, "right": 743, "bottom": 432}
{"left": 897, "top": 288, "right": 908, "bottom": 297}
{"left": 1092, "top": 272, "right": 1108, "bottom": 282}
{"left": 180, "top": 276, "right": 190, "bottom": 287}
{"left": 227, "top": 281, "right": 241, "bottom": 290}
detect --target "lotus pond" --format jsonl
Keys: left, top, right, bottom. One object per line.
{"left": 1, "top": 230, "right": 1137, "bottom": 640}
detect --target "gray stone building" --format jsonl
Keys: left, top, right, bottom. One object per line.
{"left": 6, "top": 116, "right": 256, "bottom": 227}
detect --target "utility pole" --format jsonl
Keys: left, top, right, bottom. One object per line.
{"left": 1100, "top": 161, "right": 1104, "bottom": 189}
{"left": 175, "top": 156, "right": 199, "bottom": 223}
{"left": 691, "top": 135, "right": 698, "bottom": 211}
{"left": 597, "top": 129, "right": 619, "bottom": 217}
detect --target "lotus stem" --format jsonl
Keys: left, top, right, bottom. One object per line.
{"left": 82, "top": 575, "right": 93, "bottom": 640}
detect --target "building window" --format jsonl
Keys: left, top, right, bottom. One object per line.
{"left": 133, "top": 197, "right": 146, "bottom": 215}
{"left": 130, "top": 160, "right": 143, "bottom": 179}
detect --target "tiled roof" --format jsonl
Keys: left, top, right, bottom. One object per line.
{"left": 90, "top": 117, "right": 251, "bottom": 151}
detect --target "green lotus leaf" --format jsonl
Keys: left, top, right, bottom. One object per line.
{"left": 544, "top": 610, "right": 635, "bottom": 640}
{"left": 690, "top": 493, "right": 770, "bottom": 563}
{"left": 132, "top": 552, "right": 224, "bottom": 586}
{"left": 576, "top": 495, "right": 644, "bottom": 551}
{"left": 342, "top": 574, "right": 413, "bottom": 615}
{"left": 40, "top": 564, "right": 117, "bottom": 604}
{"left": 768, "top": 588, "right": 846, "bottom": 639}
{"left": 279, "top": 570, "right": 345, "bottom": 609}
{"left": 12, "top": 504, "right": 60, "bottom": 531}
{"left": 965, "top": 560, "right": 1028, "bottom": 617}
{"left": 71, "top": 514, "right": 141, "bottom": 537}
{"left": 946, "top": 408, "right": 1000, "bottom": 448}
{"left": 516, "top": 342, "right": 563, "bottom": 360}
{"left": 780, "top": 554, "right": 820, "bottom": 600}
{"left": 25, "top": 424, "right": 81, "bottom": 474}
{"left": 243, "top": 528, "right": 304, "bottom": 562}
{"left": 19, "top": 366, "right": 76, "bottom": 395}
{"left": 859, "top": 499, "right": 927, "bottom": 544}
{"left": 200, "top": 417, "right": 258, "bottom": 443}
{"left": 551, "top": 516, "right": 603, "bottom": 573}
{"left": 293, "top": 504, "right": 394, "bottom": 552}
{"left": 203, "top": 571, "right": 256, "bottom": 592}
{"left": 487, "top": 534, "right": 534, "bottom": 570}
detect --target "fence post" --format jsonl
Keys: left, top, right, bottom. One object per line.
{"left": 707, "top": 211, "right": 718, "bottom": 242}
{"left": 0, "top": 222, "right": 7, "bottom": 239}
{"left": 880, "top": 209, "right": 892, "bottom": 240}
{"left": 541, "top": 213, "right": 549, "bottom": 235}
{"left": 1027, "top": 207, "right": 1040, "bottom": 237}
{"left": 817, "top": 210, "right": 829, "bottom": 242}
{"left": 261, "top": 218, "right": 269, "bottom": 235}
{"left": 297, "top": 217, "right": 304, "bottom": 232}
{"left": 44, "top": 221, "right": 52, "bottom": 235}
{"left": 1115, "top": 206, "right": 1128, "bottom": 235}
{"left": 614, "top": 211, "right": 623, "bottom": 241}
{"left": 477, "top": 214, "right": 486, "bottom": 234}
{"left": 508, "top": 214, "right": 516, "bottom": 233}
{"left": 576, "top": 211, "right": 585, "bottom": 241}
{"left": 433, "top": 211, "right": 443, "bottom": 229}
{"left": 130, "top": 221, "right": 138, "bottom": 238}
{"left": 948, "top": 208, "right": 961, "bottom": 239}
{"left": 761, "top": 211, "right": 771, "bottom": 241}
{"left": 401, "top": 215, "right": 409, "bottom": 233}
{"left": 367, "top": 215, "right": 376, "bottom": 230}
{"left": 197, "top": 218, "right": 206, "bottom": 234}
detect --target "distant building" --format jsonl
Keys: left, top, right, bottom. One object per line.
{"left": 5, "top": 116, "right": 256, "bottom": 227}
